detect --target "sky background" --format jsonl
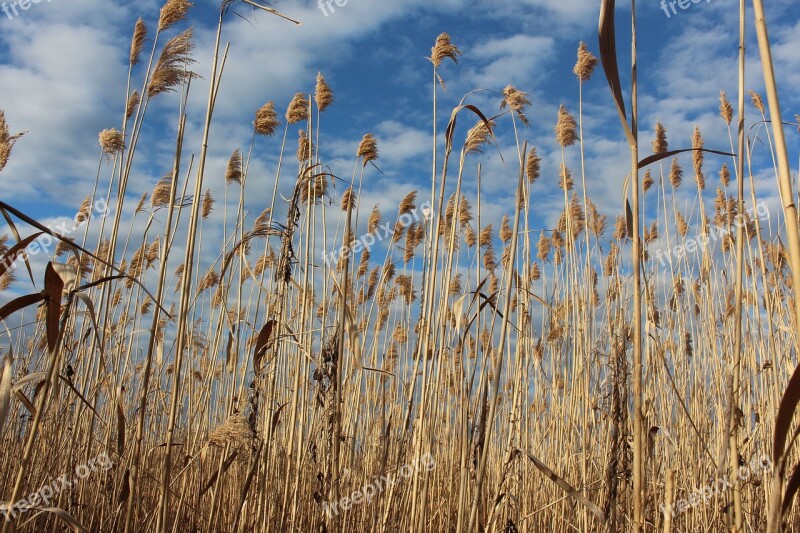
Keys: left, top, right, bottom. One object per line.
{"left": 0, "top": 0, "right": 799, "bottom": 300}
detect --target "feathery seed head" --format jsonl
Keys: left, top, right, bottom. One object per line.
{"left": 151, "top": 176, "right": 173, "bottom": 209}
{"left": 158, "top": 0, "right": 192, "bottom": 32}
{"left": 254, "top": 101, "right": 280, "bottom": 136}
{"left": 398, "top": 190, "right": 417, "bottom": 215}
{"left": 749, "top": 90, "right": 765, "bottom": 114}
{"left": 148, "top": 28, "right": 195, "bottom": 98}
{"left": 126, "top": 91, "right": 141, "bottom": 119}
{"left": 431, "top": 32, "right": 461, "bottom": 69}
{"left": 130, "top": 18, "right": 147, "bottom": 66}
{"left": 555, "top": 105, "right": 577, "bottom": 147}
{"left": 573, "top": 42, "right": 599, "bottom": 82}
{"left": 501, "top": 85, "right": 531, "bottom": 126}
{"left": 315, "top": 72, "right": 334, "bottom": 112}
{"left": 669, "top": 157, "right": 683, "bottom": 188}
{"left": 720, "top": 163, "right": 731, "bottom": 187}
{"left": 465, "top": 119, "right": 494, "bottom": 154}
{"left": 719, "top": 91, "right": 733, "bottom": 124}
{"left": 99, "top": 129, "right": 125, "bottom": 155}
{"left": 526, "top": 147, "right": 541, "bottom": 184}
{"left": 692, "top": 127, "right": 705, "bottom": 190}
{"left": 652, "top": 122, "right": 668, "bottom": 154}
{"left": 225, "top": 149, "right": 242, "bottom": 184}
{"left": 286, "top": 93, "right": 309, "bottom": 124}
{"left": 202, "top": 189, "right": 213, "bottom": 219}
{"left": 643, "top": 169, "right": 653, "bottom": 192}
{"left": 341, "top": 187, "right": 356, "bottom": 212}
{"left": 357, "top": 133, "right": 379, "bottom": 166}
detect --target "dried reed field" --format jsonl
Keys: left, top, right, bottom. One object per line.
{"left": 1, "top": 0, "right": 800, "bottom": 531}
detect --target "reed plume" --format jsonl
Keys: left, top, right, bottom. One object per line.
{"left": 158, "top": 0, "right": 192, "bottom": 32}
{"left": 254, "top": 101, "right": 280, "bottom": 136}
{"left": 315, "top": 72, "right": 335, "bottom": 112}
{"left": 573, "top": 41, "right": 599, "bottom": 82}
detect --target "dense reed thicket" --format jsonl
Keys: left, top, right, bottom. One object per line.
{"left": 1, "top": 0, "right": 799, "bottom": 531}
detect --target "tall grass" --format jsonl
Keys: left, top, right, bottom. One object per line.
{"left": 0, "top": 0, "right": 799, "bottom": 531}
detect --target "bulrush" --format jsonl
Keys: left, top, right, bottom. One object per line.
{"left": 315, "top": 72, "right": 334, "bottom": 112}
{"left": 501, "top": 85, "right": 531, "bottom": 126}
{"left": 99, "top": 128, "right": 125, "bottom": 155}
{"left": 254, "top": 101, "right": 280, "bottom": 136}
{"left": 430, "top": 32, "right": 461, "bottom": 68}
{"left": 555, "top": 105, "right": 577, "bottom": 147}
{"left": 285, "top": 93, "right": 309, "bottom": 124}
{"left": 158, "top": 0, "right": 192, "bottom": 32}
{"left": 573, "top": 42, "right": 599, "bottom": 82}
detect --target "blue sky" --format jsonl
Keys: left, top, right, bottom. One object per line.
{"left": 0, "top": 0, "right": 798, "bottom": 294}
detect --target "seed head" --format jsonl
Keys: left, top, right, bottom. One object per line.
{"left": 126, "top": 91, "right": 141, "bottom": 119}
{"left": 720, "top": 163, "right": 730, "bottom": 187}
{"left": 501, "top": 85, "right": 531, "bottom": 126}
{"left": 431, "top": 32, "right": 461, "bottom": 69}
{"left": 465, "top": 119, "right": 494, "bottom": 154}
{"left": 225, "top": 149, "right": 242, "bottom": 185}
{"left": 158, "top": 0, "right": 192, "bottom": 32}
{"left": 555, "top": 105, "right": 577, "bottom": 147}
{"left": 254, "top": 101, "right": 280, "bottom": 136}
{"left": 357, "top": 133, "right": 379, "bottom": 166}
{"left": 692, "top": 127, "right": 705, "bottom": 190}
{"left": 202, "top": 189, "right": 213, "bottom": 219}
{"left": 151, "top": 175, "right": 173, "bottom": 209}
{"left": 148, "top": 29, "right": 195, "bottom": 98}
{"left": 99, "top": 129, "right": 125, "bottom": 155}
{"left": 749, "top": 90, "right": 765, "bottom": 114}
{"left": 719, "top": 91, "right": 733, "bottom": 125}
{"left": 669, "top": 157, "right": 683, "bottom": 188}
{"left": 0, "top": 110, "right": 23, "bottom": 173}
{"left": 286, "top": 93, "right": 309, "bottom": 124}
{"left": 526, "top": 147, "right": 541, "bottom": 184}
{"left": 315, "top": 72, "right": 334, "bottom": 112}
{"left": 652, "top": 122, "right": 668, "bottom": 154}
{"left": 573, "top": 42, "right": 599, "bottom": 82}
{"left": 130, "top": 18, "right": 147, "bottom": 66}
